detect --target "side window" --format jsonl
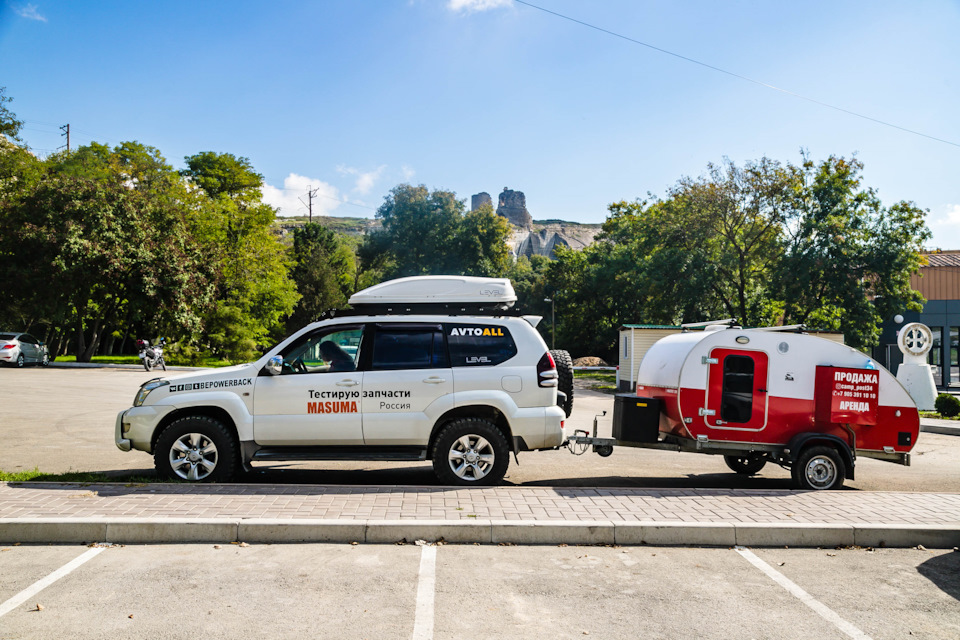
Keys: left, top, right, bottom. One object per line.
{"left": 720, "top": 355, "right": 754, "bottom": 423}
{"left": 280, "top": 326, "right": 363, "bottom": 375}
{"left": 372, "top": 329, "right": 448, "bottom": 371}
{"left": 446, "top": 324, "right": 517, "bottom": 367}
{"left": 20, "top": 334, "right": 36, "bottom": 345}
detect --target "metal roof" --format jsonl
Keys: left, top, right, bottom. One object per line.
{"left": 620, "top": 324, "right": 681, "bottom": 330}
{"left": 924, "top": 252, "right": 960, "bottom": 268}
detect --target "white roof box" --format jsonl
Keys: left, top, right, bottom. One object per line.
{"left": 349, "top": 276, "right": 517, "bottom": 309}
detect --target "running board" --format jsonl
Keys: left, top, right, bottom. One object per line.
{"left": 252, "top": 446, "right": 427, "bottom": 462}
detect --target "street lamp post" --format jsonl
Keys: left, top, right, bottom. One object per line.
{"left": 544, "top": 297, "right": 555, "bottom": 349}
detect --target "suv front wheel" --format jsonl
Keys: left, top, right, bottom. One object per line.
{"left": 432, "top": 418, "right": 510, "bottom": 486}
{"left": 154, "top": 416, "right": 238, "bottom": 483}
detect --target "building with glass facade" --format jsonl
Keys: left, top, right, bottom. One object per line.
{"left": 873, "top": 251, "right": 960, "bottom": 390}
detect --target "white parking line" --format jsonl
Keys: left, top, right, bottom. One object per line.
{"left": 0, "top": 546, "right": 106, "bottom": 619}
{"left": 411, "top": 545, "right": 437, "bottom": 640}
{"left": 735, "top": 546, "right": 872, "bottom": 640}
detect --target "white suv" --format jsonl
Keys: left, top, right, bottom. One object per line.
{"left": 116, "top": 276, "right": 570, "bottom": 486}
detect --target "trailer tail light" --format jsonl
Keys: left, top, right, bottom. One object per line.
{"left": 537, "top": 352, "right": 558, "bottom": 388}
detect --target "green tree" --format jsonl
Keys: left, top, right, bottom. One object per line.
{"left": 361, "top": 184, "right": 512, "bottom": 278}
{"left": 0, "top": 87, "right": 24, "bottom": 144}
{"left": 0, "top": 175, "right": 213, "bottom": 361}
{"left": 182, "top": 151, "right": 298, "bottom": 361}
{"left": 775, "top": 155, "right": 930, "bottom": 347}
{"left": 286, "top": 223, "right": 356, "bottom": 331}
{"left": 180, "top": 151, "right": 263, "bottom": 199}
{"left": 543, "top": 155, "right": 929, "bottom": 359}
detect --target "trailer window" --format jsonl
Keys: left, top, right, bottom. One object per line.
{"left": 720, "top": 355, "right": 754, "bottom": 423}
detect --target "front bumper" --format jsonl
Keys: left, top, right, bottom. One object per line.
{"left": 115, "top": 410, "right": 131, "bottom": 451}
{"left": 115, "top": 405, "right": 176, "bottom": 453}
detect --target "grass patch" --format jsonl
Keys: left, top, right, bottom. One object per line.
{"left": 0, "top": 468, "right": 157, "bottom": 483}
{"left": 573, "top": 370, "right": 616, "bottom": 384}
{"left": 53, "top": 355, "right": 235, "bottom": 368}
{"left": 920, "top": 411, "right": 960, "bottom": 421}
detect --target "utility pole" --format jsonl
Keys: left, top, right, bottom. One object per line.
{"left": 299, "top": 185, "right": 320, "bottom": 223}
{"left": 59, "top": 124, "right": 70, "bottom": 152}
{"left": 544, "top": 297, "right": 555, "bottom": 349}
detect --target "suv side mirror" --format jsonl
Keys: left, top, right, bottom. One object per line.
{"left": 264, "top": 355, "right": 283, "bottom": 376}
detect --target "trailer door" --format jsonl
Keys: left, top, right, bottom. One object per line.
{"left": 703, "top": 349, "right": 769, "bottom": 431}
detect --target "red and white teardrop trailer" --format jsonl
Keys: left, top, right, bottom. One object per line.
{"left": 571, "top": 324, "right": 920, "bottom": 490}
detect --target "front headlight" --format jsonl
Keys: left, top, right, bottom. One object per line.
{"left": 134, "top": 379, "right": 169, "bottom": 407}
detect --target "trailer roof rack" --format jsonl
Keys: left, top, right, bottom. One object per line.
{"left": 680, "top": 318, "right": 738, "bottom": 331}
{"left": 748, "top": 324, "right": 807, "bottom": 333}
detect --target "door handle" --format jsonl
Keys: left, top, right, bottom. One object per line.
{"left": 423, "top": 377, "right": 446, "bottom": 384}
{"left": 336, "top": 380, "right": 360, "bottom": 387}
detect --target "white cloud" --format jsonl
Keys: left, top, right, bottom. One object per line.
{"left": 447, "top": 0, "right": 511, "bottom": 12}
{"left": 261, "top": 173, "right": 341, "bottom": 218}
{"left": 400, "top": 165, "right": 416, "bottom": 181}
{"left": 926, "top": 204, "right": 960, "bottom": 249}
{"left": 13, "top": 3, "right": 47, "bottom": 21}
{"left": 337, "top": 164, "right": 386, "bottom": 195}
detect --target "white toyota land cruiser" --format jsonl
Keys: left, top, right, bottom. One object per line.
{"left": 116, "top": 276, "right": 571, "bottom": 486}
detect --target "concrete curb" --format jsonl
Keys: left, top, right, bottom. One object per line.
{"left": 2, "top": 518, "right": 958, "bottom": 548}
{"left": 921, "top": 424, "right": 960, "bottom": 437}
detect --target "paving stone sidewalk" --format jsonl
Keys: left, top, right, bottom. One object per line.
{"left": 2, "top": 482, "right": 959, "bottom": 525}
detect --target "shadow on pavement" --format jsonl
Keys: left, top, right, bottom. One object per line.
{"left": 917, "top": 551, "right": 960, "bottom": 602}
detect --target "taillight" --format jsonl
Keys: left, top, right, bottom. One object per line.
{"left": 537, "top": 351, "right": 558, "bottom": 388}
{"left": 0, "top": 344, "right": 14, "bottom": 350}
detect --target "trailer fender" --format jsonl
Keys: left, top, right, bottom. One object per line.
{"left": 785, "top": 432, "right": 855, "bottom": 480}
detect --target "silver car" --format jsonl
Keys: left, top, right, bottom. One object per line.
{"left": 0, "top": 332, "right": 50, "bottom": 367}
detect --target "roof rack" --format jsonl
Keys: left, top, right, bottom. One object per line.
{"left": 318, "top": 303, "right": 526, "bottom": 320}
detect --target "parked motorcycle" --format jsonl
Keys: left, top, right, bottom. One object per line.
{"left": 136, "top": 338, "right": 166, "bottom": 372}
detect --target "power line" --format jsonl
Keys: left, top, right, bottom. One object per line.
{"left": 513, "top": 0, "right": 960, "bottom": 149}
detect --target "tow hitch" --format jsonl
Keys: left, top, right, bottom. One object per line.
{"left": 564, "top": 411, "right": 614, "bottom": 457}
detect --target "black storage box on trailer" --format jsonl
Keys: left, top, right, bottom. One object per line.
{"left": 613, "top": 394, "right": 661, "bottom": 443}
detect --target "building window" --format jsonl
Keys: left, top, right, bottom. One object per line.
{"left": 929, "top": 326, "right": 943, "bottom": 387}
{"left": 951, "top": 327, "right": 959, "bottom": 387}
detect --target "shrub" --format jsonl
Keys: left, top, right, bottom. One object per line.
{"left": 934, "top": 393, "right": 960, "bottom": 418}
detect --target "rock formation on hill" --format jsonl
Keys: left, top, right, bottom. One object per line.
{"left": 471, "top": 188, "right": 600, "bottom": 259}
{"left": 495, "top": 188, "right": 533, "bottom": 229}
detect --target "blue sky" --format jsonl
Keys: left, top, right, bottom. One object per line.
{"left": 2, "top": 0, "right": 958, "bottom": 248}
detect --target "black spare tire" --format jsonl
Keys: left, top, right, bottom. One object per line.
{"left": 550, "top": 349, "right": 574, "bottom": 417}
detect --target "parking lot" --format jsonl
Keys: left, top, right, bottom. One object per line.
{"left": 1, "top": 366, "right": 958, "bottom": 492}
{"left": 0, "top": 542, "right": 958, "bottom": 639}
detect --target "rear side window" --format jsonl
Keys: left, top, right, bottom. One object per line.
{"left": 372, "top": 329, "right": 448, "bottom": 370}
{"left": 446, "top": 324, "right": 517, "bottom": 367}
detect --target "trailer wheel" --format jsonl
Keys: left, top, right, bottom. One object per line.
{"left": 792, "top": 445, "right": 845, "bottom": 491}
{"left": 724, "top": 454, "right": 766, "bottom": 475}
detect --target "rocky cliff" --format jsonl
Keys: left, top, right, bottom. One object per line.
{"left": 508, "top": 222, "right": 601, "bottom": 260}
{"left": 475, "top": 188, "right": 601, "bottom": 259}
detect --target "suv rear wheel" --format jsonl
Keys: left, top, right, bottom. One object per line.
{"left": 154, "top": 416, "right": 237, "bottom": 483}
{"left": 432, "top": 418, "right": 510, "bottom": 486}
